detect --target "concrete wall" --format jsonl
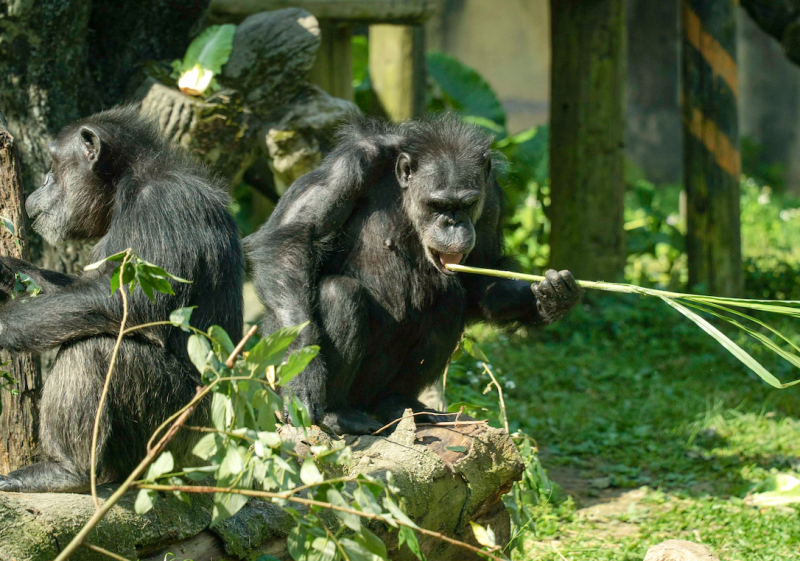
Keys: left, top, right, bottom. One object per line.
{"left": 425, "top": 0, "right": 551, "bottom": 133}
{"left": 427, "top": 0, "right": 800, "bottom": 190}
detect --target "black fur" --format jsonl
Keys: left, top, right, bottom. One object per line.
{"left": 0, "top": 106, "right": 244, "bottom": 493}
{"left": 245, "top": 114, "right": 579, "bottom": 435}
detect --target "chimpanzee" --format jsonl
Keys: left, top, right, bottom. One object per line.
{"left": 0, "top": 106, "right": 244, "bottom": 493}
{"left": 246, "top": 114, "right": 580, "bottom": 434}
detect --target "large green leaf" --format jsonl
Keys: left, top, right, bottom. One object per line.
{"left": 183, "top": 24, "right": 236, "bottom": 74}
{"left": 426, "top": 50, "right": 506, "bottom": 127}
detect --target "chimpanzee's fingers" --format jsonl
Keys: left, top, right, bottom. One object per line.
{"left": 546, "top": 269, "right": 570, "bottom": 299}
{"left": 558, "top": 270, "right": 579, "bottom": 294}
{"left": 535, "top": 277, "right": 556, "bottom": 300}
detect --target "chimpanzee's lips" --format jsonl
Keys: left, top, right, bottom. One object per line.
{"left": 428, "top": 249, "right": 464, "bottom": 275}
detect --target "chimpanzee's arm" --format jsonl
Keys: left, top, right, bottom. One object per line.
{"left": 463, "top": 188, "right": 580, "bottom": 328}
{"left": 246, "top": 133, "right": 399, "bottom": 422}
{"left": 0, "top": 257, "right": 76, "bottom": 295}
{"left": 0, "top": 275, "right": 127, "bottom": 352}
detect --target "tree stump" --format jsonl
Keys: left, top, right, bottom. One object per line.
{"left": 0, "top": 111, "right": 41, "bottom": 475}
{"left": 0, "top": 415, "right": 522, "bottom": 561}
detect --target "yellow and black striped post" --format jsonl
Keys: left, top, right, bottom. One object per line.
{"left": 681, "top": 0, "right": 743, "bottom": 296}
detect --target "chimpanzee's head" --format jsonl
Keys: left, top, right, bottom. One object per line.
{"left": 26, "top": 107, "right": 155, "bottom": 244}
{"left": 396, "top": 116, "right": 494, "bottom": 275}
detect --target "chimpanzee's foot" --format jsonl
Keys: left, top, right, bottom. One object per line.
{"left": 322, "top": 408, "right": 384, "bottom": 435}
{"left": 0, "top": 461, "right": 89, "bottom": 493}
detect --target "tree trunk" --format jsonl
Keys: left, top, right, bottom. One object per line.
{"left": 548, "top": 0, "right": 627, "bottom": 282}
{"left": 0, "top": 111, "right": 42, "bottom": 474}
{"left": 369, "top": 24, "right": 426, "bottom": 121}
{"left": 681, "top": 0, "right": 743, "bottom": 296}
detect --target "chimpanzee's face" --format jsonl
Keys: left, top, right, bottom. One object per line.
{"left": 397, "top": 149, "right": 491, "bottom": 275}
{"left": 26, "top": 126, "right": 114, "bottom": 244}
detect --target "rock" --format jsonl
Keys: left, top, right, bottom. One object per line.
{"left": 643, "top": 540, "right": 720, "bottom": 561}
{"left": 261, "top": 85, "right": 356, "bottom": 191}
{"left": 220, "top": 8, "right": 321, "bottom": 109}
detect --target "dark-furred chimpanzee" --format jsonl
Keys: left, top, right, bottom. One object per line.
{"left": 0, "top": 107, "right": 243, "bottom": 493}
{"left": 246, "top": 114, "right": 579, "bottom": 434}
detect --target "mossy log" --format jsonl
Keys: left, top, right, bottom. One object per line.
{"left": 0, "top": 415, "right": 522, "bottom": 561}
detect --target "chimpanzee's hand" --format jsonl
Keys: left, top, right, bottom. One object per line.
{"left": 531, "top": 269, "right": 580, "bottom": 325}
{"left": 0, "top": 260, "right": 16, "bottom": 299}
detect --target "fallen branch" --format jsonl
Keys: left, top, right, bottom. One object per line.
{"left": 137, "top": 483, "right": 508, "bottom": 561}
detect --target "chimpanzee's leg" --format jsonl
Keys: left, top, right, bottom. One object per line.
{"left": 315, "top": 275, "right": 383, "bottom": 434}
{"left": 0, "top": 339, "right": 108, "bottom": 493}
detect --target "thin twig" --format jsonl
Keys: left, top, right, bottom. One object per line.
{"left": 441, "top": 360, "right": 450, "bottom": 411}
{"left": 483, "top": 363, "right": 509, "bottom": 433}
{"left": 371, "top": 411, "right": 468, "bottom": 436}
{"left": 90, "top": 251, "right": 131, "bottom": 509}
{"left": 416, "top": 420, "right": 488, "bottom": 427}
{"left": 81, "top": 543, "right": 133, "bottom": 561}
{"left": 226, "top": 324, "right": 258, "bottom": 368}
{"left": 136, "top": 483, "right": 508, "bottom": 561}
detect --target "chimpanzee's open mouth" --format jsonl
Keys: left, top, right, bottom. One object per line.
{"left": 428, "top": 248, "right": 464, "bottom": 275}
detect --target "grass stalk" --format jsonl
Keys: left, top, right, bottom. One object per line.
{"left": 446, "top": 263, "right": 800, "bottom": 390}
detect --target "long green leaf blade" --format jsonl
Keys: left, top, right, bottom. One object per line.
{"left": 660, "top": 296, "right": 800, "bottom": 389}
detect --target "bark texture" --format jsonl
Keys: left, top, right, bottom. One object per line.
{"left": 0, "top": 0, "right": 210, "bottom": 275}
{"left": 0, "top": 111, "right": 41, "bottom": 474}
{"left": 0, "top": 416, "right": 522, "bottom": 561}
{"left": 548, "top": 0, "right": 627, "bottom": 282}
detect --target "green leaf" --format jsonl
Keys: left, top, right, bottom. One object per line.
{"left": 209, "top": 325, "right": 235, "bottom": 355}
{"left": 246, "top": 322, "right": 310, "bottom": 369}
{"left": 277, "top": 346, "right": 319, "bottom": 386}
{"left": 188, "top": 334, "right": 212, "bottom": 375}
{"left": 169, "top": 307, "right": 195, "bottom": 332}
{"left": 218, "top": 442, "right": 244, "bottom": 477}
{"left": 354, "top": 486, "right": 383, "bottom": 515}
{"left": 300, "top": 458, "right": 324, "bottom": 485}
{"left": 462, "top": 338, "right": 489, "bottom": 362}
{"left": 211, "top": 392, "right": 233, "bottom": 430}
{"left": 84, "top": 250, "right": 128, "bottom": 272}
{"left": 660, "top": 296, "right": 800, "bottom": 389}
{"left": 134, "top": 488, "right": 156, "bottom": 515}
{"left": 446, "top": 445, "right": 466, "bottom": 453}
{"left": 357, "top": 527, "right": 387, "bottom": 559}
{"left": 192, "top": 433, "right": 223, "bottom": 461}
{"left": 327, "top": 487, "right": 361, "bottom": 532}
{"left": 469, "top": 521, "right": 497, "bottom": 548}
{"left": 183, "top": 24, "right": 236, "bottom": 75}
{"left": 399, "top": 526, "right": 426, "bottom": 560}
{"left": 383, "top": 496, "right": 418, "bottom": 528}
{"left": 426, "top": 50, "right": 506, "bottom": 127}
{"left": 145, "top": 451, "right": 174, "bottom": 480}
{"left": 339, "top": 538, "right": 384, "bottom": 561}
{"left": 184, "top": 464, "right": 218, "bottom": 481}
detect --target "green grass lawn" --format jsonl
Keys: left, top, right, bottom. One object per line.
{"left": 449, "top": 293, "right": 800, "bottom": 561}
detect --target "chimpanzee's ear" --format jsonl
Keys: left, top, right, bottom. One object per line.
{"left": 79, "top": 126, "right": 102, "bottom": 168}
{"left": 395, "top": 152, "right": 413, "bottom": 188}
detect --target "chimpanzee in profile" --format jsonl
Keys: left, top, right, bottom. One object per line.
{"left": 0, "top": 107, "right": 243, "bottom": 493}
{"left": 246, "top": 114, "right": 580, "bottom": 434}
